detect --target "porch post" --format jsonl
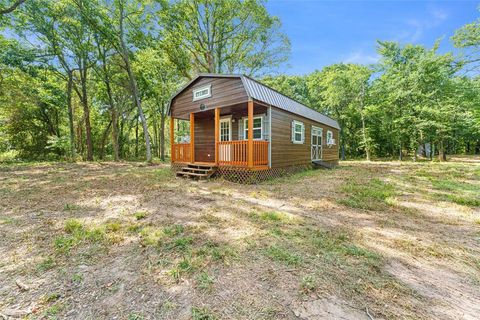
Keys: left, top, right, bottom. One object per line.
{"left": 215, "top": 108, "right": 220, "bottom": 165}
{"left": 248, "top": 100, "right": 254, "bottom": 168}
{"left": 170, "top": 116, "right": 174, "bottom": 162}
{"left": 190, "top": 113, "right": 195, "bottom": 163}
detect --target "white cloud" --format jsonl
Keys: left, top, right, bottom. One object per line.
{"left": 344, "top": 51, "right": 379, "bottom": 64}
{"left": 400, "top": 7, "right": 449, "bottom": 43}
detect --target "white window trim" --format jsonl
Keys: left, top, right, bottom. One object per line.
{"left": 192, "top": 85, "right": 211, "bottom": 101}
{"left": 292, "top": 120, "right": 304, "bottom": 144}
{"left": 243, "top": 116, "right": 263, "bottom": 140}
{"left": 326, "top": 130, "right": 335, "bottom": 145}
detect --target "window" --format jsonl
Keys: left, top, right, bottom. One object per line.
{"left": 243, "top": 117, "right": 263, "bottom": 140}
{"left": 192, "top": 85, "right": 211, "bottom": 101}
{"left": 220, "top": 118, "right": 231, "bottom": 142}
{"left": 292, "top": 120, "right": 304, "bottom": 144}
{"left": 326, "top": 130, "right": 335, "bottom": 145}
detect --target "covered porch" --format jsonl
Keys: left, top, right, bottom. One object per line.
{"left": 170, "top": 100, "right": 270, "bottom": 169}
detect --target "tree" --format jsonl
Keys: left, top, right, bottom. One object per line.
{"left": 20, "top": 0, "right": 97, "bottom": 160}
{"left": 134, "top": 47, "right": 182, "bottom": 161}
{"left": 307, "top": 64, "right": 372, "bottom": 160}
{"left": 160, "top": 0, "right": 290, "bottom": 77}
{"left": 77, "top": 0, "right": 153, "bottom": 162}
{"left": 375, "top": 41, "right": 460, "bottom": 161}
{"left": 452, "top": 8, "right": 480, "bottom": 73}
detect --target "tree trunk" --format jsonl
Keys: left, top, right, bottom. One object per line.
{"left": 399, "top": 142, "right": 403, "bottom": 161}
{"left": 99, "top": 120, "right": 112, "bottom": 160}
{"left": 67, "top": 70, "right": 76, "bottom": 160}
{"left": 80, "top": 63, "right": 93, "bottom": 161}
{"left": 111, "top": 109, "right": 119, "bottom": 161}
{"left": 118, "top": 5, "right": 151, "bottom": 162}
{"left": 160, "top": 103, "right": 166, "bottom": 162}
{"left": 135, "top": 117, "right": 139, "bottom": 158}
{"left": 438, "top": 139, "right": 446, "bottom": 162}
{"left": 152, "top": 112, "right": 159, "bottom": 158}
{"left": 360, "top": 112, "right": 370, "bottom": 161}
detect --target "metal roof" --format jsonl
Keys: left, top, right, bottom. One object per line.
{"left": 168, "top": 73, "right": 340, "bottom": 130}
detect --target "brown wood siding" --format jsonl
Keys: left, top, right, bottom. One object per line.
{"left": 194, "top": 116, "right": 215, "bottom": 163}
{"left": 270, "top": 107, "right": 339, "bottom": 168}
{"left": 171, "top": 77, "right": 249, "bottom": 120}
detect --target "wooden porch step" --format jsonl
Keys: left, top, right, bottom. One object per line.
{"left": 187, "top": 163, "right": 217, "bottom": 170}
{"left": 176, "top": 164, "right": 217, "bottom": 180}
{"left": 182, "top": 167, "right": 213, "bottom": 173}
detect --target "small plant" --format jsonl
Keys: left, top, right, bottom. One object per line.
{"left": 63, "top": 203, "right": 80, "bottom": 211}
{"left": 128, "top": 313, "right": 144, "bottom": 320}
{"left": 300, "top": 275, "right": 317, "bottom": 294}
{"left": 170, "top": 236, "right": 194, "bottom": 252}
{"left": 43, "top": 302, "right": 64, "bottom": 317}
{"left": 64, "top": 219, "right": 84, "bottom": 234}
{"left": 163, "top": 224, "right": 185, "bottom": 237}
{"left": 134, "top": 211, "right": 148, "bottom": 220}
{"left": 168, "top": 267, "right": 181, "bottom": 282}
{"left": 196, "top": 272, "right": 215, "bottom": 292}
{"left": 72, "top": 274, "right": 83, "bottom": 283}
{"left": 260, "top": 211, "right": 283, "bottom": 222}
{"left": 191, "top": 307, "right": 217, "bottom": 320}
{"left": 45, "top": 292, "right": 61, "bottom": 303}
{"left": 105, "top": 221, "right": 122, "bottom": 232}
{"left": 37, "top": 257, "right": 56, "bottom": 272}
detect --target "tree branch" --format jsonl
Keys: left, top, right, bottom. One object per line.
{"left": 0, "top": 0, "right": 26, "bottom": 15}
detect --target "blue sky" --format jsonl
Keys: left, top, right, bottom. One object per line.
{"left": 266, "top": 0, "right": 480, "bottom": 75}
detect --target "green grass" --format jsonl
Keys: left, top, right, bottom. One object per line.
{"left": 37, "top": 256, "right": 56, "bottom": 272}
{"left": 264, "top": 245, "right": 302, "bottom": 266}
{"left": 54, "top": 219, "right": 106, "bottom": 254}
{"left": 443, "top": 194, "right": 480, "bottom": 207}
{"left": 191, "top": 307, "right": 217, "bottom": 320}
{"left": 338, "top": 178, "right": 396, "bottom": 211}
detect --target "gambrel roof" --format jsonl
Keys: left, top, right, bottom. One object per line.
{"left": 168, "top": 73, "right": 340, "bottom": 130}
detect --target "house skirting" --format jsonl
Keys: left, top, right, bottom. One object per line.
{"left": 171, "top": 163, "right": 312, "bottom": 184}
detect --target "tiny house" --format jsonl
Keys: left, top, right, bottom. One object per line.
{"left": 168, "top": 74, "right": 340, "bottom": 183}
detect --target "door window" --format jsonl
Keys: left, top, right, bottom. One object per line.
{"left": 220, "top": 119, "right": 231, "bottom": 141}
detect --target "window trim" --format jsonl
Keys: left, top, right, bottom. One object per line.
{"left": 192, "top": 85, "right": 212, "bottom": 101}
{"left": 243, "top": 116, "right": 263, "bottom": 140}
{"left": 292, "top": 120, "right": 304, "bottom": 144}
{"left": 326, "top": 130, "right": 335, "bottom": 145}
{"left": 219, "top": 116, "right": 232, "bottom": 142}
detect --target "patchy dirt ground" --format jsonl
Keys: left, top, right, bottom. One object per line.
{"left": 0, "top": 159, "right": 479, "bottom": 319}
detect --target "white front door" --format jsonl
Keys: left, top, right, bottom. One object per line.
{"left": 219, "top": 118, "right": 232, "bottom": 161}
{"left": 311, "top": 126, "right": 323, "bottom": 161}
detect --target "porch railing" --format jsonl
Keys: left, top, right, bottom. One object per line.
{"left": 253, "top": 141, "right": 269, "bottom": 166}
{"left": 217, "top": 140, "right": 268, "bottom": 166}
{"left": 172, "top": 143, "right": 191, "bottom": 162}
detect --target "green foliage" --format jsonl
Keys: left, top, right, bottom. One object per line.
{"left": 160, "top": 0, "right": 290, "bottom": 76}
